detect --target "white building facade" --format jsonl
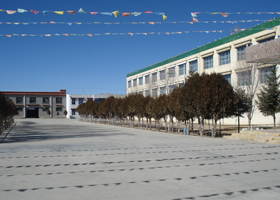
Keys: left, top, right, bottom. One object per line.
{"left": 126, "top": 18, "right": 280, "bottom": 125}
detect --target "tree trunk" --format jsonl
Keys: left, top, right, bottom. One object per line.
{"left": 273, "top": 114, "right": 276, "bottom": 128}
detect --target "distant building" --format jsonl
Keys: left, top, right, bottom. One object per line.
{"left": 66, "top": 93, "right": 125, "bottom": 119}
{"left": 1, "top": 90, "right": 66, "bottom": 118}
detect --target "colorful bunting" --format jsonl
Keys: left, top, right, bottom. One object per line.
{"left": 89, "top": 12, "right": 98, "bottom": 15}
{"left": 43, "top": 10, "right": 50, "bottom": 15}
{"left": 101, "top": 12, "right": 112, "bottom": 16}
{"left": 145, "top": 11, "right": 153, "bottom": 13}
{"left": 131, "top": 12, "right": 141, "bottom": 16}
{"left": 193, "top": 17, "right": 198, "bottom": 22}
{"left": 163, "top": 15, "right": 167, "bottom": 20}
{"left": 220, "top": 13, "right": 228, "bottom": 17}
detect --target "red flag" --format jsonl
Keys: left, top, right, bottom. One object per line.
{"left": 193, "top": 17, "right": 198, "bottom": 22}
{"left": 145, "top": 11, "right": 153, "bottom": 13}
{"left": 220, "top": 13, "right": 228, "bottom": 17}
{"left": 89, "top": 12, "right": 97, "bottom": 15}
{"left": 31, "top": 10, "right": 39, "bottom": 14}
{"left": 67, "top": 10, "right": 75, "bottom": 14}
{"left": 122, "top": 12, "right": 130, "bottom": 17}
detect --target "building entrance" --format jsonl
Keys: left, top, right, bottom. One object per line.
{"left": 26, "top": 108, "right": 39, "bottom": 118}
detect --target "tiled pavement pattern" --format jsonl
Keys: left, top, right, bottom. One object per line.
{"left": 0, "top": 119, "right": 280, "bottom": 200}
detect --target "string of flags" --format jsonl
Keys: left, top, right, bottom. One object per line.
{"left": 0, "top": 8, "right": 168, "bottom": 20}
{"left": 0, "top": 19, "right": 273, "bottom": 26}
{"left": 1, "top": 27, "right": 274, "bottom": 37}
{"left": 191, "top": 12, "right": 280, "bottom": 22}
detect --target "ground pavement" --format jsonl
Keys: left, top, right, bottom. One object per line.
{"left": 0, "top": 119, "right": 280, "bottom": 200}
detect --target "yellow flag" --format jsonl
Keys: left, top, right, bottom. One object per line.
{"left": 0, "top": 9, "right": 4, "bottom": 12}
{"left": 112, "top": 11, "right": 119, "bottom": 18}
{"left": 163, "top": 15, "right": 167, "bottom": 20}
{"left": 54, "top": 11, "right": 64, "bottom": 15}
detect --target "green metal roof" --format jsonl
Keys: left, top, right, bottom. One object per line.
{"left": 127, "top": 18, "right": 280, "bottom": 78}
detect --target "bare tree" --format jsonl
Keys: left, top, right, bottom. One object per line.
{"left": 234, "top": 61, "right": 260, "bottom": 129}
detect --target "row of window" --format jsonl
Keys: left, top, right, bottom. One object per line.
{"left": 71, "top": 98, "right": 84, "bottom": 105}
{"left": 16, "top": 107, "right": 63, "bottom": 111}
{"left": 16, "top": 97, "right": 63, "bottom": 104}
{"left": 129, "top": 66, "right": 274, "bottom": 96}
{"left": 128, "top": 46, "right": 248, "bottom": 88}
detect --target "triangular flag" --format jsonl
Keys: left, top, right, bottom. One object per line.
{"left": 43, "top": 10, "right": 50, "bottom": 15}
{"left": 112, "top": 11, "right": 119, "bottom": 18}
{"left": 45, "top": 34, "right": 51, "bottom": 37}
{"left": 131, "top": 12, "right": 141, "bottom": 16}
{"left": 21, "top": 34, "right": 27, "bottom": 36}
{"left": 62, "top": 34, "right": 68, "bottom": 36}
{"left": 14, "top": 23, "right": 19, "bottom": 25}
{"left": 163, "top": 15, "right": 167, "bottom": 20}
{"left": 31, "top": 10, "right": 39, "bottom": 14}
{"left": 0, "top": 9, "right": 4, "bottom": 12}
{"left": 220, "top": 13, "right": 228, "bottom": 17}
{"left": 155, "top": 12, "right": 164, "bottom": 15}
{"left": 191, "top": 13, "right": 197, "bottom": 17}
{"left": 148, "top": 22, "right": 155, "bottom": 25}
{"left": 122, "top": 12, "right": 130, "bottom": 17}
{"left": 6, "top": 10, "right": 16, "bottom": 14}
{"left": 165, "top": 32, "right": 170, "bottom": 35}
{"left": 101, "top": 12, "right": 112, "bottom": 16}
{"left": 87, "top": 34, "right": 93, "bottom": 37}
{"left": 54, "top": 11, "right": 64, "bottom": 15}
{"left": 78, "top": 8, "right": 86, "bottom": 14}
{"left": 145, "top": 11, "right": 153, "bottom": 13}
{"left": 6, "top": 34, "right": 12, "bottom": 37}
{"left": 50, "top": 21, "right": 56, "bottom": 24}
{"left": 68, "top": 23, "right": 72, "bottom": 26}
{"left": 67, "top": 10, "right": 75, "bottom": 14}
{"left": 142, "top": 33, "right": 147, "bottom": 35}
{"left": 89, "top": 12, "right": 97, "bottom": 15}
{"left": 193, "top": 17, "right": 198, "bottom": 22}
{"left": 17, "top": 8, "right": 28, "bottom": 13}
{"left": 128, "top": 33, "right": 134, "bottom": 36}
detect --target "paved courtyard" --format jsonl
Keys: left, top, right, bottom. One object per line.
{"left": 0, "top": 119, "right": 280, "bottom": 200}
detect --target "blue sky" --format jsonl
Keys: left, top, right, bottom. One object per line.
{"left": 1, "top": 0, "right": 279, "bottom": 95}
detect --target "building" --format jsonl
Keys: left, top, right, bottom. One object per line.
{"left": 66, "top": 93, "right": 126, "bottom": 119}
{"left": 126, "top": 18, "right": 280, "bottom": 125}
{"left": 1, "top": 89, "right": 66, "bottom": 118}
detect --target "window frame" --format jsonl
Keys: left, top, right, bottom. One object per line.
{"left": 145, "top": 75, "right": 150, "bottom": 84}
{"left": 16, "top": 97, "right": 23, "bottom": 104}
{"left": 133, "top": 78, "right": 137, "bottom": 87}
{"left": 189, "top": 60, "right": 198, "bottom": 72}
{"left": 237, "top": 46, "right": 246, "bottom": 61}
{"left": 139, "top": 77, "right": 143, "bottom": 85}
{"left": 128, "top": 80, "right": 131, "bottom": 88}
{"left": 152, "top": 72, "right": 157, "bottom": 82}
{"left": 219, "top": 50, "right": 231, "bottom": 65}
{"left": 42, "top": 97, "right": 49, "bottom": 104}
{"left": 204, "top": 55, "right": 213, "bottom": 69}
{"left": 179, "top": 63, "right": 186, "bottom": 76}
{"left": 29, "top": 97, "right": 36, "bottom": 104}
{"left": 72, "top": 98, "right": 76, "bottom": 105}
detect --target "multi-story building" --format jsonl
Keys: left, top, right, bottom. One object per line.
{"left": 66, "top": 93, "right": 126, "bottom": 119}
{"left": 126, "top": 18, "right": 280, "bottom": 124}
{"left": 1, "top": 89, "right": 66, "bottom": 118}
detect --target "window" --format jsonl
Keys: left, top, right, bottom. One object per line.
{"left": 160, "top": 87, "right": 166, "bottom": 95}
{"left": 56, "top": 107, "right": 62, "bottom": 112}
{"left": 139, "top": 77, "right": 143, "bottom": 85}
{"left": 56, "top": 97, "right": 62, "bottom": 104}
{"left": 72, "top": 109, "right": 76, "bottom": 115}
{"left": 238, "top": 71, "right": 252, "bottom": 86}
{"left": 43, "top": 107, "right": 50, "bottom": 111}
{"left": 260, "top": 67, "right": 274, "bottom": 84}
{"left": 139, "top": 91, "right": 143, "bottom": 95}
{"left": 204, "top": 56, "right": 213, "bottom": 69}
{"left": 179, "top": 63, "right": 186, "bottom": 76}
{"left": 219, "top": 51, "right": 231, "bottom": 65}
{"left": 169, "top": 84, "right": 176, "bottom": 93}
{"left": 133, "top": 79, "right": 137, "bottom": 87}
{"left": 128, "top": 80, "right": 131, "bottom": 88}
{"left": 16, "top": 97, "right": 23, "bottom": 104}
{"left": 189, "top": 60, "right": 198, "bottom": 72}
{"left": 30, "top": 97, "right": 36, "bottom": 104}
{"left": 223, "top": 74, "right": 231, "bottom": 84}
{"left": 72, "top": 99, "right": 76, "bottom": 105}
{"left": 17, "top": 107, "right": 23, "bottom": 111}
{"left": 152, "top": 88, "right": 158, "bottom": 97}
{"left": 168, "top": 67, "right": 175, "bottom": 78}
{"left": 160, "top": 70, "right": 166, "bottom": 80}
{"left": 179, "top": 83, "right": 184, "bottom": 88}
{"left": 152, "top": 72, "right": 157, "bottom": 82}
{"left": 258, "top": 37, "right": 274, "bottom": 43}
{"left": 79, "top": 99, "right": 83, "bottom": 104}
{"left": 145, "top": 90, "right": 150, "bottom": 96}
{"left": 42, "top": 97, "right": 49, "bottom": 104}
{"left": 145, "top": 75, "right": 150, "bottom": 84}
{"left": 237, "top": 46, "right": 246, "bottom": 61}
